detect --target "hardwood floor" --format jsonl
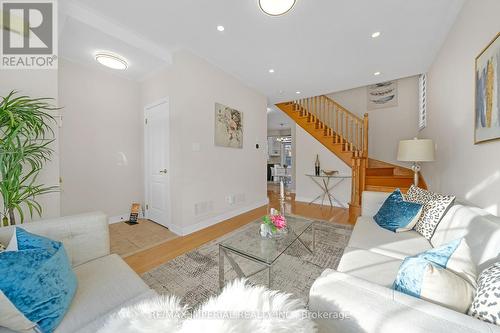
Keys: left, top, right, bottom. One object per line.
{"left": 125, "top": 184, "right": 350, "bottom": 274}
{"left": 267, "top": 183, "right": 350, "bottom": 223}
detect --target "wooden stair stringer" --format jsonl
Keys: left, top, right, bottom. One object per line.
{"left": 276, "top": 102, "right": 354, "bottom": 166}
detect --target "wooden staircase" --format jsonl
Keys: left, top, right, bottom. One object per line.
{"left": 276, "top": 95, "right": 426, "bottom": 223}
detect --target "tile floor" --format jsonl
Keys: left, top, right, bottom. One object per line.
{"left": 109, "top": 219, "right": 178, "bottom": 257}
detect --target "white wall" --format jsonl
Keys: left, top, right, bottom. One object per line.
{"left": 421, "top": 0, "right": 500, "bottom": 215}
{"left": 58, "top": 59, "right": 143, "bottom": 221}
{"left": 327, "top": 76, "right": 420, "bottom": 166}
{"left": 294, "top": 125, "right": 352, "bottom": 206}
{"left": 140, "top": 50, "right": 268, "bottom": 235}
{"left": 0, "top": 69, "right": 61, "bottom": 221}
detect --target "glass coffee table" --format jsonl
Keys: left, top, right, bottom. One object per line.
{"left": 218, "top": 215, "right": 314, "bottom": 290}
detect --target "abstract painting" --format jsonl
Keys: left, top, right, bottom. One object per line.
{"left": 214, "top": 103, "right": 243, "bottom": 148}
{"left": 367, "top": 80, "right": 398, "bottom": 110}
{"left": 475, "top": 33, "right": 500, "bottom": 144}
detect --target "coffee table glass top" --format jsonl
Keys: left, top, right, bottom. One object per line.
{"left": 219, "top": 215, "right": 313, "bottom": 265}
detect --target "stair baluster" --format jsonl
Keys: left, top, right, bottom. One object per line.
{"left": 278, "top": 95, "right": 369, "bottom": 223}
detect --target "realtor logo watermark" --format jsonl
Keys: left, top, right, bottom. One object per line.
{"left": 1, "top": 0, "right": 57, "bottom": 69}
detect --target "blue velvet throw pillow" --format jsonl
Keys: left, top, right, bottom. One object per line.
{"left": 0, "top": 228, "right": 77, "bottom": 333}
{"left": 374, "top": 189, "right": 423, "bottom": 232}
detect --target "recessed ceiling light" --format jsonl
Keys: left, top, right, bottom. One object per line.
{"left": 296, "top": 91, "right": 301, "bottom": 94}
{"left": 95, "top": 52, "right": 128, "bottom": 70}
{"left": 217, "top": 25, "right": 225, "bottom": 32}
{"left": 371, "top": 31, "right": 381, "bottom": 38}
{"left": 268, "top": 69, "right": 275, "bottom": 73}
{"left": 374, "top": 72, "right": 381, "bottom": 76}
{"left": 267, "top": 107, "right": 272, "bottom": 112}
{"left": 259, "top": 0, "right": 296, "bottom": 16}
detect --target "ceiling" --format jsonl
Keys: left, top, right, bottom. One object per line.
{"left": 268, "top": 106, "right": 292, "bottom": 130}
{"left": 61, "top": 0, "right": 464, "bottom": 101}
{"left": 60, "top": 17, "right": 168, "bottom": 81}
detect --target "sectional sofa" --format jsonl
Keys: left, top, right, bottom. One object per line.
{"left": 309, "top": 191, "right": 500, "bottom": 333}
{"left": 0, "top": 213, "right": 156, "bottom": 333}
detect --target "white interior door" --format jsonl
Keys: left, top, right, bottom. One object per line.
{"left": 144, "top": 99, "right": 170, "bottom": 228}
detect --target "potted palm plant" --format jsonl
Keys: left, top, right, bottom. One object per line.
{"left": 0, "top": 91, "right": 59, "bottom": 226}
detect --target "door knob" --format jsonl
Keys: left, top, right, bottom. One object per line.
{"left": 159, "top": 169, "right": 167, "bottom": 174}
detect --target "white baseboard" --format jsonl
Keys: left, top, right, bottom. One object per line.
{"left": 165, "top": 223, "right": 183, "bottom": 236}
{"left": 108, "top": 214, "right": 129, "bottom": 224}
{"left": 181, "top": 198, "right": 269, "bottom": 236}
{"left": 294, "top": 196, "right": 348, "bottom": 208}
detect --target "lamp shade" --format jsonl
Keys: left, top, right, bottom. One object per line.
{"left": 397, "top": 138, "right": 435, "bottom": 162}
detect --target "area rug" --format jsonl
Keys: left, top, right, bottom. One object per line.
{"left": 142, "top": 219, "right": 352, "bottom": 308}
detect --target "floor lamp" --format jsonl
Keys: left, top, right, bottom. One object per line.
{"left": 397, "top": 138, "right": 435, "bottom": 187}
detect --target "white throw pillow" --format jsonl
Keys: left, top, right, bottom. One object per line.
{"left": 415, "top": 238, "right": 477, "bottom": 287}
{"left": 5, "top": 229, "right": 18, "bottom": 251}
{"left": 419, "top": 263, "right": 476, "bottom": 313}
{"left": 393, "top": 238, "right": 478, "bottom": 313}
{"left": 445, "top": 238, "right": 478, "bottom": 287}
{"left": 393, "top": 257, "right": 475, "bottom": 313}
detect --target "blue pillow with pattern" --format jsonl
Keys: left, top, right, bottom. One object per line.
{"left": 374, "top": 189, "right": 423, "bottom": 232}
{"left": 0, "top": 228, "right": 77, "bottom": 333}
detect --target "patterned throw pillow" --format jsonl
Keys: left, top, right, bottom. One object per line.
{"left": 405, "top": 185, "right": 455, "bottom": 240}
{"left": 0, "top": 242, "right": 4, "bottom": 252}
{"left": 469, "top": 263, "right": 500, "bottom": 325}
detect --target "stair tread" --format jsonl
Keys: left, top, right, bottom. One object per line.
{"left": 365, "top": 167, "right": 395, "bottom": 176}
{"left": 366, "top": 175, "right": 413, "bottom": 179}
{"left": 366, "top": 167, "right": 395, "bottom": 170}
{"left": 365, "top": 185, "right": 410, "bottom": 193}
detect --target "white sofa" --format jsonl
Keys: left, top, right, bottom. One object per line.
{"left": 309, "top": 191, "right": 500, "bottom": 333}
{"left": 0, "top": 212, "right": 156, "bottom": 333}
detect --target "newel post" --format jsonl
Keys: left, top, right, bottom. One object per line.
{"left": 363, "top": 113, "right": 369, "bottom": 157}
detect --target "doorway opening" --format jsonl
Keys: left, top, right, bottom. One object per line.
{"left": 266, "top": 106, "right": 295, "bottom": 205}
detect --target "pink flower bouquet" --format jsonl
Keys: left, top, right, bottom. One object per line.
{"left": 261, "top": 211, "right": 287, "bottom": 236}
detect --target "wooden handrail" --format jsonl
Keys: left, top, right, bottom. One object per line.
{"left": 294, "top": 95, "right": 368, "bottom": 156}
{"left": 322, "top": 95, "right": 361, "bottom": 122}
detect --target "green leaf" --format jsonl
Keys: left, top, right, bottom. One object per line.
{"left": 0, "top": 91, "right": 60, "bottom": 223}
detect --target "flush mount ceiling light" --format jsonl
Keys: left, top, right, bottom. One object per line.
{"left": 95, "top": 53, "right": 128, "bottom": 70}
{"left": 217, "top": 25, "right": 225, "bottom": 32}
{"left": 259, "top": 0, "right": 296, "bottom": 16}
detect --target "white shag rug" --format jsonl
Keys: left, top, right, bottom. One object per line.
{"left": 98, "top": 279, "right": 316, "bottom": 333}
